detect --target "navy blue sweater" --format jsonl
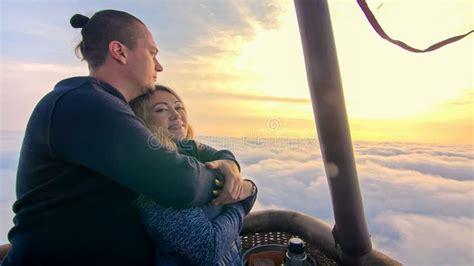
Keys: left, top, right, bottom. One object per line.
{"left": 3, "top": 77, "right": 238, "bottom": 266}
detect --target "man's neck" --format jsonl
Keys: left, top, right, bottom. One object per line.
{"left": 90, "top": 69, "right": 134, "bottom": 102}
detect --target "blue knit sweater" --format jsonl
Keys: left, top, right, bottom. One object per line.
{"left": 138, "top": 141, "right": 257, "bottom": 265}
{"left": 138, "top": 197, "right": 254, "bottom": 265}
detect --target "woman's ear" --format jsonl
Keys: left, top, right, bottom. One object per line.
{"left": 108, "top": 41, "right": 127, "bottom": 64}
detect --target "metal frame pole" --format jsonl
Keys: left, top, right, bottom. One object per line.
{"left": 294, "top": 0, "right": 372, "bottom": 263}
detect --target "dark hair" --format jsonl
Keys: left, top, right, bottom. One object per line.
{"left": 70, "top": 10, "right": 145, "bottom": 69}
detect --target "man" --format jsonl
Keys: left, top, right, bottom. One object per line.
{"left": 2, "top": 10, "right": 244, "bottom": 266}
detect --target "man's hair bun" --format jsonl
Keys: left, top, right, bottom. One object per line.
{"left": 70, "top": 14, "right": 90, "bottom": 29}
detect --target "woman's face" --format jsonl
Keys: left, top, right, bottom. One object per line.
{"left": 148, "top": 90, "right": 188, "bottom": 140}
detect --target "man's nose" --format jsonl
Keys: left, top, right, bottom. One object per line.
{"left": 155, "top": 59, "right": 163, "bottom": 72}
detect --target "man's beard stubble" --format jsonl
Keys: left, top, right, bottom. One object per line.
{"left": 140, "top": 83, "right": 156, "bottom": 95}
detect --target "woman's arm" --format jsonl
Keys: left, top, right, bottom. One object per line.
{"left": 179, "top": 140, "right": 241, "bottom": 171}
{"left": 177, "top": 140, "right": 246, "bottom": 206}
{"left": 138, "top": 196, "right": 250, "bottom": 265}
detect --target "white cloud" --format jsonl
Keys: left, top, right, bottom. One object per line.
{"left": 1, "top": 136, "right": 473, "bottom": 264}
{"left": 373, "top": 212, "right": 474, "bottom": 265}
{"left": 355, "top": 142, "right": 474, "bottom": 181}
{"left": 0, "top": 169, "right": 16, "bottom": 244}
{"left": 358, "top": 161, "right": 473, "bottom": 218}
{"left": 204, "top": 137, "right": 474, "bottom": 264}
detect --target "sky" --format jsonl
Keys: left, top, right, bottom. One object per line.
{"left": 0, "top": 0, "right": 473, "bottom": 265}
{"left": 0, "top": 0, "right": 472, "bottom": 144}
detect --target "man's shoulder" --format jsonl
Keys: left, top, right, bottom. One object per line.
{"left": 44, "top": 76, "right": 128, "bottom": 108}
{"left": 53, "top": 76, "right": 93, "bottom": 92}
{"left": 38, "top": 76, "right": 99, "bottom": 106}
{"left": 54, "top": 76, "right": 124, "bottom": 99}
{"left": 30, "top": 76, "right": 132, "bottom": 128}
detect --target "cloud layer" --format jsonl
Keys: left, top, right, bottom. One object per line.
{"left": 202, "top": 137, "right": 474, "bottom": 265}
{"left": 1, "top": 133, "right": 473, "bottom": 264}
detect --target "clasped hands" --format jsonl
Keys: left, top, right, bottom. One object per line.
{"left": 205, "top": 160, "right": 254, "bottom": 206}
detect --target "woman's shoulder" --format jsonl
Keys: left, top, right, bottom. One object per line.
{"left": 176, "top": 139, "right": 199, "bottom": 157}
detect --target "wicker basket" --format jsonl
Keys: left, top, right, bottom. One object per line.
{"left": 240, "top": 231, "right": 337, "bottom": 266}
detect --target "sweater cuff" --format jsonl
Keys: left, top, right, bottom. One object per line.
{"left": 226, "top": 203, "right": 246, "bottom": 219}
{"left": 239, "top": 179, "right": 258, "bottom": 214}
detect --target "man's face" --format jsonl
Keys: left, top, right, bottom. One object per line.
{"left": 127, "top": 25, "right": 163, "bottom": 95}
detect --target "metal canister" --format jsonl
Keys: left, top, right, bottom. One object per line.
{"left": 284, "top": 238, "right": 307, "bottom": 266}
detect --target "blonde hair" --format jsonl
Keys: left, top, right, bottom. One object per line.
{"left": 130, "top": 85, "right": 194, "bottom": 151}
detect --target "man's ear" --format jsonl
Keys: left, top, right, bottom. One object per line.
{"left": 108, "top": 41, "right": 128, "bottom": 64}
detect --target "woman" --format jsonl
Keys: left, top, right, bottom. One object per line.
{"left": 130, "top": 85, "right": 257, "bottom": 265}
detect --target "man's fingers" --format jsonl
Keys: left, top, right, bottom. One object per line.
{"left": 230, "top": 175, "right": 241, "bottom": 200}
{"left": 213, "top": 179, "right": 232, "bottom": 205}
{"left": 213, "top": 191, "right": 229, "bottom": 205}
{"left": 233, "top": 179, "right": 241, "bottom": 200}
{"left": 214, "top": 178, "right": 224, "bottom": 188}
{"left": 213, "top": 178, "right": 243, "bottom": 205}
{"left": 208, "top": 160, "right": 243, "bottom": 205}
{"left": 236, "top": 181, "right": 243, "bottom": 200}
{"left": 228, "top": 176, "right": 243, "bottom": 201}
{"left": 205, "top": 161, "right": 218, "bottom": 169}
{"left": 214, "top": 172, "right": 239, "bottom": 205}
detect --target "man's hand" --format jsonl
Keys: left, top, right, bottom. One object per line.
{"left": 239, "top": 180, "right": 255, "bottom": 200}
{"left": 205, "top": 160, "right": 243, "bottom": 206}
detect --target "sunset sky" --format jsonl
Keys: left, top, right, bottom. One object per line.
{"left": 1, "top": 1, "right": 473, "bottom": 264}
{"left": 0, "top": 0, "right": 472, "bottom": 144}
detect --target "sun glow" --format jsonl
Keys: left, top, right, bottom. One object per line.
{"left": 181, "top": 0, "right": 473, "bottom": 144}
{"left": 2, "top": 1, "right": 471, "bottom": 144}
